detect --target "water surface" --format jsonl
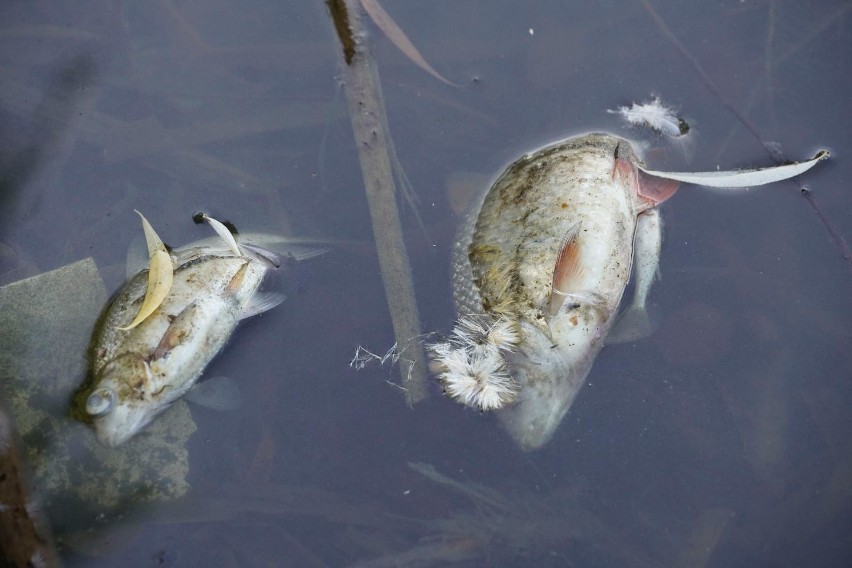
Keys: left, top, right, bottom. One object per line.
{"left": 1, "top": 1, "right": 850, "bottom": 566}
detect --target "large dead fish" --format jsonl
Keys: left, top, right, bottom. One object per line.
{"left": 430, "top": 133, "right": 827, "bottom": 451}
{"left": 79, "top": 212, "right": 326, "bottom": 447}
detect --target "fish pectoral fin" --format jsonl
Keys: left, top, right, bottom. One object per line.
{"left": 151, "top": 301, "right": 198, "bottom": 360}
{"left": 185, "top": 376, "right": 242, "bottom": 411}
{"left": 607, "top": 303, "right": 654, "bottom": 344}
{"left": 225, "top": 261, "right": 250, "bottom": 293}
{"left": 240, "top": 241, "right": 330, "bottom": 267}
{"left": 239, "top": 292, "right": 286, "bottom": 320}
{"left": 548, "top": 222, "right": 584, "bottom": 316}
{"left": 236, "top": 234, "right": 332, "bottom": 262}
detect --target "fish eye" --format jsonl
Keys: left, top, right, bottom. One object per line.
{"left": 86, "top": 388, "right": 116, "bottom": 416}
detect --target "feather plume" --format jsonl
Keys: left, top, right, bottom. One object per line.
{"left": 428, "top": 315, "right": 521, "bottom": 411}
{"left": 609, "top": 96, "right": 689, "bottom": 138}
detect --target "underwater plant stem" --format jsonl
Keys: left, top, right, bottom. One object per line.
{"left": 327, "top": 0, "right": 428, "bottom": 404}
{"left": 0, "top": 403, "right": 60, "bottom": 567}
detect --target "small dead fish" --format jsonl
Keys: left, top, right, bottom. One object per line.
{"left": 431, "top": 133, "right": 827, "bottom": 451}
{"left": 79, "top": 213, "right": 326, "bottom": 447}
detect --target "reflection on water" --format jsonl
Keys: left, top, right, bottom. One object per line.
{"left": 1, "top": 0, "right": 850, "bottom": 566}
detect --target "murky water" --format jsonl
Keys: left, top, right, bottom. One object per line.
{"left": 1, "top": 1, "right": 850, "bottom": 566}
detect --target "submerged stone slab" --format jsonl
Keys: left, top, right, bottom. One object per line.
{"left": 0, "top": 258, "right": 196, "bottom": 529}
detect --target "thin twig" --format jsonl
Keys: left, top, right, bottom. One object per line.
{"left": 326, "top": 0, "right": 428, "bottom": 404}
{"left": 640, "top": 0, "right": 850, "bottom": 272}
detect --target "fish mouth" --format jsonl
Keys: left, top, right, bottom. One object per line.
{"left": 496, "top": 321, "right": 596, "bottom": 451}
{"left": 96, "top": 427, "right": 134, "bottom": 448}
{"left": 496, "top": 377, "right": 577, "bottom": 451}
{"left": 93, "top": 405, "right": 156, "bottom": 448}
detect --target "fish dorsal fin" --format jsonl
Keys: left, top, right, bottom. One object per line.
{"left": 185, "top": 376, "right": 242, "bottom": 411}
{"left": 240, "top": 243, "right": 281, "bottom": 267}
{"left": 118, "top": 211, "right": 175, "bottom": 330}
{"left": 151, "top": 301, "right": 199, "bottom": 360}
{"left": 548, "top": 222, "right": 584, "bottom": 316}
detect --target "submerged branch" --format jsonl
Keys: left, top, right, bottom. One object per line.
{"left": 326, "top": 0, "right": 428, "bottom": 404}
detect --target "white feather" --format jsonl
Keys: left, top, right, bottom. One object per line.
{"left": 428, "top": 316, "right": 520, "bottom": 411}
{"left": 609, "top": 96, "right": 687, "bottom": 137}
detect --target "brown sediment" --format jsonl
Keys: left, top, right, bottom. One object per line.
{"left": 0, "top": 403, "right": 60, "bottom": 568}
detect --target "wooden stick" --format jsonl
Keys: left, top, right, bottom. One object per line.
{"left": 326, "top": 0, "right": 428, "bottom": 404}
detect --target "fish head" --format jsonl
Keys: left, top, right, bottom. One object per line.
{"left": 85, "top": 354, "right": 166, "bottom": 447}
{"left": 498, "top": 301, "right": 610, "bottom": 451}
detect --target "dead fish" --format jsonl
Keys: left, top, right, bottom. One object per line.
{"left": 80, "top": 213, "right": 326, "bottom": 447}
{"left": 430, "top": 133, "right": 827, "bottom": 451}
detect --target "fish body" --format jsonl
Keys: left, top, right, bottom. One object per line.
{"left": 441, "top": 133, "right": 670, "bottom": 450}
{"left": 438, "top": 131, "right": 826, "bottom": 450}
{"left": 83, "top": 222, "right": 318, "bottom": 447}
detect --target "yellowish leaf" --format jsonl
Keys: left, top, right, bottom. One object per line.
{"left": 359, "top": 0, "right": 456, "bottom": 86}
{"left": 639, "top": 150, "right": 829, "bottom": 188}
{"left": 117, "top": 249, "right": 174, "bottom": 330}
{"left": 135, "top": 209, "right": 167, "bottom": 255}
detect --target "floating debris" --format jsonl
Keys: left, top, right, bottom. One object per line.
{"left": 427, "top": 315, "right": 521, "bottom": 411}
{"left": 350, "top": 337, "right": 428, "bottom": 395}
{"left": 359, "top": 0, "right": 455, "bottom": 85}
{"left": 639, "top": 149, "right": 828, "bottom": 188}
{"left": 116, "top": 210, "right": 173, "bottom": 331}
{"left": 609, "top": 96, "right": 690, "bottom": 137}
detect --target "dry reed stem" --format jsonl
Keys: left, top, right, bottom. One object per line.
{"left": 327, "top": 0, "right": 428, "bottom": 404}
